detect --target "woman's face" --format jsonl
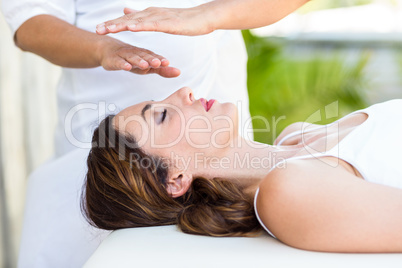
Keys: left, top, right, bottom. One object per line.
{"left": 114, "top": 87, "right": 238, "bottom": 169}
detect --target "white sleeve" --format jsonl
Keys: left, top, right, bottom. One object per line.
{"left": 1, "top": 0, "right": 76, "bottom": 36}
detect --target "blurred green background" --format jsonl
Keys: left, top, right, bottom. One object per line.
{"left": 243, "top": 29, "right": 370, "bottom": 144}
{"left": 243, "top": 0, "right": 402, "bottom": 144}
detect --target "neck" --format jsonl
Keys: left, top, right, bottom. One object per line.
{"left": 193, "top": 137, "right": 300, "bottom": 194}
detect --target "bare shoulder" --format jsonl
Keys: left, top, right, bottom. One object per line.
{"left": 256, "top": 158, "right": 402, "bottom": 252}
{"left": 256, "top": 159, "right": 322, "bottom": 243}
{"left": 258, "top": 158, "right": 322, "bottom": 196}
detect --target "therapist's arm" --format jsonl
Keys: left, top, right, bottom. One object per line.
{"left": 15, "top": 15, "right": 180, "bottom": 77}
{"left": 96, "top": 0, "right": 310, "bottom": 36}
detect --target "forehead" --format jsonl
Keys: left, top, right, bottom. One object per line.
{"left": 116, "top": 102, "right": 144, "bottom": 118}
{"left": 113, "top": 102, "right": 150, "bottom": 143}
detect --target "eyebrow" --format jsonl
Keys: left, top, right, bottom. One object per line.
{"left": 141, "top": 103, "right": 152, "bottom": 123}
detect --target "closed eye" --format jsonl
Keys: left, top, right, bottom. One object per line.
{"left": 161, "top": 109, "right": 167, "bottom": 123}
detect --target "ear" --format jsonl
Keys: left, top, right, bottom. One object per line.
{"left": 166, "top": 171, "right": 193, "bottom": 198}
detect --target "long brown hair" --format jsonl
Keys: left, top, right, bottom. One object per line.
{"left": 82, "top": 115, "right": 261, "bottom": 237}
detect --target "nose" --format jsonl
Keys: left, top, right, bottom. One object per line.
{"left": 176, "top": 87, "right": 194, "bottom": 105}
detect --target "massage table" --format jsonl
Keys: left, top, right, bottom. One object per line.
{"left": 85, "top": 225, "right": 402, "bottom": 268}
{"left": 18, "top": 148, "right": 402, "bottom": 267}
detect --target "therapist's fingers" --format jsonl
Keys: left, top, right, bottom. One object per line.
{"left": 124, "top": 7, "right": 138, "bottom": 15}
{"left": 135, "top": 52, "right": 170, "bottom": 68}
{"left": 96, "top": 7, "right": 184, "bottom": 35}
{"left": 96, "top": 10, "right": 138, "bottom": 35}
{"left": 97, "top": 7, "right": 213, "bottom": 36}
{"left": 119, "top": 50, "right": 180, "bottom": 77}
{"left": 99, "top": 39, "right": 177, "bottom": 76}
{"left": 101, "top": 55, "right": 132, "bottom": 71}
{"left": 130, "top": 66, "right": 181, "bottom": 78}
{"left": 135, "top": 53, "right": 161, "bottom": 68}
{"left": 124, "top": 55, "right": 150, "bottom": 69}
{"left": 152, "top": 67, "right": 181, "bottom": 78}
{"left": 120, "top": 48, "right": 170, "bottom": 69}
{"left": 105, "top": 55, "right": 179, "bottom": 78}
{"left": 110, "top": 56, "right": 180, "bottom": 78}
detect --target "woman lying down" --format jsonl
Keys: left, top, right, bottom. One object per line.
{"left": 82, "top": 87, "right": 402, "bottom": 253}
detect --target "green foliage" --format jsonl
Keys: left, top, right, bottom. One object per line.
{"left": 396, "top": 50, "right": 402, "bottom": 83}
{"left": 242, "top": 30, "right": 370, "bottom": 144}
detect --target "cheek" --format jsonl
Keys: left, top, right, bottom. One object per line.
{"left": 145, "top": 104, "right": 238, "bottom": 157}
{"left": 185, "top": 116, "right": 212, "bottom": 149}
{"left": 145, "top": 118, "right": 184, "bottom": 157}
{"left": 164, "top": 120, "right": 183, "bottom": 145}
{"left": 211, "top": 118, "right": 235, "bottom": 148}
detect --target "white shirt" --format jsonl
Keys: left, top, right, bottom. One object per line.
{"left": 2, "top": 0, "right": 250, "bottom": 157}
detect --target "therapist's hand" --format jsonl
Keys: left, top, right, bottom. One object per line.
{"left": 95, "top": 0, "right": 311, "bottom": 36}
{"left": 99, "top": 38, "right": 181, "bottom": 77}
{"left": 96, "top": 6, "right": 214, "bottom": 36}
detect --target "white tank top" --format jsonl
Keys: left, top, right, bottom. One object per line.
{"left": 254, "top": 99, "right": 402, "bottom": 238}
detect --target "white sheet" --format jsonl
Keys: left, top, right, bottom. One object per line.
{"left": 18, "top": 148, "right": 110, "bottom": 268}
{"left": 85, "top": 226, "right": 402, "bottom": 268}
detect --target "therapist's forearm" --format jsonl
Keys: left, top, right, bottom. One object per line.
{"left": 15, "top": 15, "right": 110, "bottom": 68}
{"left": 14, "top": 14, "right": 179, "bottom": 77}
{"left": 207, "top": 0, "right": 310, "bottom": 30}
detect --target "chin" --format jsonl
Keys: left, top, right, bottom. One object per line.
{"left": 210, "top": 101, "right": 238, "bottom": 123}
{"left": 229, "top": 102, "right": 239, "bottom": 119}
{"left": 213, "top": 102, "right": 239, "bottom": 146}
{"left": 222, "top": 102, "right": 239, "bottom": 127}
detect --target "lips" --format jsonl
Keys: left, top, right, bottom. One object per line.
{"left": 199, "top": 98, "right": 215, "bottom": 112}
{"left": 206, "top": 99, "right": 215, "bottom": 111}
